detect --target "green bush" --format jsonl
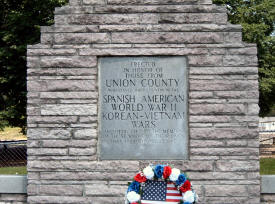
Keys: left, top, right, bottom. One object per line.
{"left": 213, "top": 0, "right": 275, "bottom": 117}
{"left": 0, "top": 0, "right": 68, "bottom": 132}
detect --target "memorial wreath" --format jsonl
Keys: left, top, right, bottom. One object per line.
{"left": 125, "top": 164, "right": 198, "bottom": 204}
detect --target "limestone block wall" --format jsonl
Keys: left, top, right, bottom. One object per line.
{"left": 27, "top": 0, "right": 260, "bottom": 203}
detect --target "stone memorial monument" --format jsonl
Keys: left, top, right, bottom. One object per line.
{"left": 27, "top": 0, "right": 260, "bottom": 203}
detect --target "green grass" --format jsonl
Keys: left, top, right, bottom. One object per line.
{"left": 260, "top": 158, "right": 275, "bottom": 175}
{"left": 0, "top": 166, "right": 27, "bottom": 175}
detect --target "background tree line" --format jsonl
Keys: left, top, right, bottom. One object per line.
{"left": 0, "top": 0, "right": 274, "bottom": 132}
{"left": 213, "top": 0, "right": 275, "bottom": 116}
{"left": 0, "top": 0, "right": 68, "bottom": 132}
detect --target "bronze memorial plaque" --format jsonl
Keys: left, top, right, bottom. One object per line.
{"left": 98, "top": 56, "right": 188, "bottom": 160}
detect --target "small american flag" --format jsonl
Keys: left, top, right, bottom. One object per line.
{"left": 141, "top": 181, "right": 182, "bottom": 204}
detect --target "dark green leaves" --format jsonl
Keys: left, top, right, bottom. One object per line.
{"left": 0, "top": 0, "right": 68, "bottom": 131}
{"left": 213, "top": 0, "right": 275, "bottom": 116}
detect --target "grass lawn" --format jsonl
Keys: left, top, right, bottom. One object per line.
{"left": 260, "top": 158, "right": 275, "bottom": 175}
{"left": 0, "top": 127, "right": 26, "bottom": 141}
{"left": 0, "top": 166, "right": 27, "bottom": 175}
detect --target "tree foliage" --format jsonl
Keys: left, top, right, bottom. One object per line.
{"left": 0, "top": 0, "right": 68, "bottom": 131}
{"left": 213, "top": 0, "right": 275, "bottom": 116}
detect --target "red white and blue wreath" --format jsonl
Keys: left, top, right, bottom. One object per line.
{"left": 125, "top": 164, "right": 198, "bottom": 204}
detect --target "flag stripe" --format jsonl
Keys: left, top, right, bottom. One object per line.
{"left": 167, "top": 193, "right": 182, "bottom": 196}
{"left": 166, "top": 199, "right": 182, "bottom": 202}
{"left": 166, "top": 196, "right": 182, "bottom": 199}
{"left": 141, "top": 202, "right": 179, "bottom": 204}
{"left": 167, "top": 187, "right": 177, "bottom": 190}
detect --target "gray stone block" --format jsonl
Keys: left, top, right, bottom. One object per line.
{"left": 190, "top": 91, "right": 213, "bottom": 98}
{"left": 99, "top": 24, "right": 242, "bottom": 32}
{"left": 87, "top": 197, "right": 125, "bottom": 204}
{"left": 28, "top": 80, "right": 95, "bottom": 92}
{"left": 188, "top": 172, "right": 247, "bottom": 180}
{"left": 83, "top": 0, "right": 106, "bottom": 4}
{"left": 28, "top": 160, "right": 139, "bottom": 171}
{"left": 228, "top": 47, "right": 257, "bottom": 55}
{"left": 68, "top": 14, "right": 159, "bottom": 25}
{"left": 159, "top": 13, "right": 227, "bottom": 24}
{"left": 29, "top": 68, "right": 97, "bottom": 76}
{"left": 188, "top": 55, "right": 223, "bottom": 66}
{"left": 27, "top": 128, "right": 71, "bottom": 139}
{"left": 55, "top": 33, "right": 110, "bottom": 44}
{"left": 205, "top": 185, "right": 247, "bottom": 196}
{"left": 216, "top": 160, "right": 259, "bottom": 171}
{"left": 69, "top": 0, "right": 82, "bottom": 5}
{"left": 73, "top": 128, "right": 97, "bottom": 139}
{"left": 40, "top": 33, "right": 53, "bottom": 44}
{"left": 190, "top": 139, "right": 225, "bottom": 147}
{"left": 107, "top": 0, "right": 199, "bottom": 5}
{"left": 190, "top": 104, "right": 245, "bottom": 115}
{"left": 41, "top": 104, "right": 97, "bottom": 115}
{"left": 223, "top": 55, "right": 258, "bottom": 66}
{"left": 94, "top": 5, "right": 226, "bottom": 13}
{"left": 69, "top": 147, "right": 96, "bottom": 155}
{"left": 181, "top": 160, "right": 214, "bottom": 171}
{"left": 112, "top": 32, "right": 223, "bottom": 43}
{"left": 191, "top": 147, "right": 259, "bottom": 156}
{"left": 190, "top": 127, "right": 258, "bottom": 139}
{"left": 190, "top": 79, "right": 258, "bottom": 91}
{"left": 28, "top": 196, "right": 87, "bottom": 204}
{"left": 40, "top": 56, "right": 97, "bottom": 68}
{"left": 39, "top": 185, "right": 83, "bottom": 196}
{"left": 28, "top": 148, "right": 68, "bottom": 156}
{"left": 224, "top": 32, "right": 242, "bottom": 43}
{"left": 27, "top": 56, "right": 40, "bottom": 68}
{"left": 189, "top": 67, "right": 258, "bottom": 75}
{"left": 85, "top": 184, "right": 126, "bottom": 196}
{"left": 27, "top": 116, "right": 78, "bottom": 124}
{"left": 41, "top": 171, "right": 132, "bottom": 180}
{"left": 28, "top": 48, "right": 77, "bottom": 56}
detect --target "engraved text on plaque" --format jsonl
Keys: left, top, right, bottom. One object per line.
{"left": 99, "top": 56, "right": 188, "bottom": 160}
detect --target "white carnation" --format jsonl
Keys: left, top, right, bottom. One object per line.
{"left": 127, "top": 191, "right": 140, "bottom": 203}
{"left": 183, "top": 190, "right": 195, "bottom": 203}
{"left": 143, "top": 166, "right": 154, "bottom": 180}
{"left": 169, "top": 168, "right": 180, "bottom": 181}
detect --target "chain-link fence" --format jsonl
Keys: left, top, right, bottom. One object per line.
{"left": 0, "top": 140, "right": 27, "bottom": 167}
